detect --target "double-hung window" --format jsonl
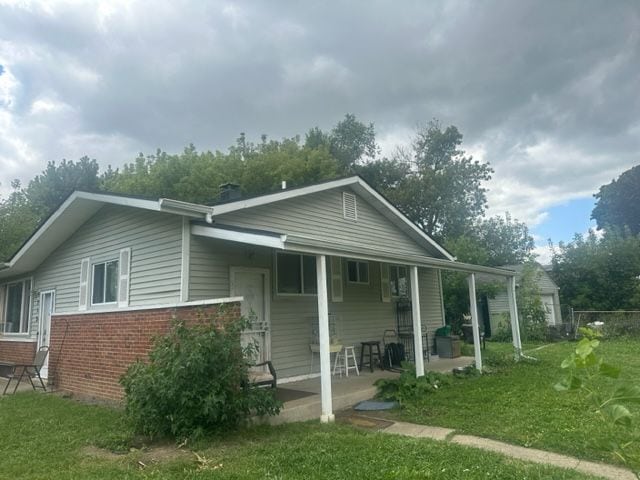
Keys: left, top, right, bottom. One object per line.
{"left": 2, "top": 279, "right": 31, "bottom": 334}
{"left": 347, "top": 260, "right": 369, "bottom": 284}
{"left": 92, "top": 260, "right": 119, "bottom": 305}
{"left": 276, "top": 253, "right": 317, "bottom": 295}
{"left": 390, "top": 265, "right": 409, "bottom": 297}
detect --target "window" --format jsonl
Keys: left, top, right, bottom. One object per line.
{"left": 347, "top": 260, "right": 369, "bottom": 284}
{"left": 2, "top": 279, "right": 31, "bottom": 334}
{"left": 92, "top": 260, "right": 119, "bottom": 305}
{"left": 276, "top": 253, "right": 317, "bottom": 295}
{"left": 390, "top": 265, "right": 409, "bottom": 297}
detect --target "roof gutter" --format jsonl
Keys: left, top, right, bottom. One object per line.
{"left": 158, "top": 198, "right": 215, "bottom": 220}
{"left": 283, "top": 236, "right": 517, "bottom": 277}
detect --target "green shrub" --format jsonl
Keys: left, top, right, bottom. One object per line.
{"left": 120, "top": 309, "right": 281, "bottom": 440}
{"left": 375, "top": 363, "right": 452, "bottom": 404}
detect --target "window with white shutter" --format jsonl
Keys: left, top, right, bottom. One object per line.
{"left": 330, "top": 256, "right": 343, "bottom": 302}
{"left": 118, "top": 248, "right": 131, "bottom": 307}
{"left": 78, "top": 258, "right": 90, "bottom": 310}
{"left": 380, "top": 264, "right": 391, "bottom": 303}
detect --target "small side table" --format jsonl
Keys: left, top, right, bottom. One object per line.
{"left": 360, "top": 341, "right": 382, "bottom": 372}
{"left": 309, "top": 344, "right": 343, "bottom": 374}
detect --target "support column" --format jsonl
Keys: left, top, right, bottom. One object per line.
{"left": 316, "top": 254, "right": 334, "bottom": 423}
{"left": 506, "top": 275, "right": 523, "bottom": 359}
{"left": 410, "top": 266, "right": 425, "bottom": 377}
{"left": 467, "top": 273, "right": 482, "bottom": 371}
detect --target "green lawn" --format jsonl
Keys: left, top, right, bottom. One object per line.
{"left": 390, "top": 338, "right": 640, "bottom": 467}
{"left": 0, "top": 393, "right": 597, "bottom": 480}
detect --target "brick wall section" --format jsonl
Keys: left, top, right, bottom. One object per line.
{"left": 49, "top": 302, "right": 241, "bottom": 402}
{"left": 0, "top": 340, "right": 37, "bottom": 365}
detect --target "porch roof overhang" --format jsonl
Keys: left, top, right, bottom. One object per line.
{"left": 191, "top": 222, "right": 516, "bottom": 278}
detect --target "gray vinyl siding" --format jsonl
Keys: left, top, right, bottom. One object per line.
{"left": 188, "top": 238, "right": 444, "bottom": 378}
{"left": 419, "top": 268, "right": 446, "bottom": 351}
{"left": 536, "top": 270, "right": 559, "bottom": 293}
{"left": 488, "top": 292, "right": 511, "bottom": 333}
{"left": 189, "top": 236, "right": 272, "bottom": 299}
{"left": 30, "top": 205, "right": 183, "bottom": 328}
{"left": 215, "top": 189, "right": 432, "bottom": 258}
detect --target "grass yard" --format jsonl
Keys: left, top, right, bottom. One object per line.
{"left": 0, "top": 393, "right": 598, "bottom": 480}
{"left": 390, "top": 338, "right": 640, "bottom": 467}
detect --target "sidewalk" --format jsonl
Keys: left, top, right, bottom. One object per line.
{"left": 343, "top": 415, "right": 636, "bottom": 480}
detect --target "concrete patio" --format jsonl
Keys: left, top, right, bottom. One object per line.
{"left": 268, "top": 355, "right": 473, "bottom": 424}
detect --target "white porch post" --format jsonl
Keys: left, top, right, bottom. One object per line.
{"left": 506, "top": 275, "right": 523, "bottom": 359}
{"left": 410, "top": 266, "right": 425, "bottom": 377}
{"left": 467, "top": 273, "right": 483, "bottom": 371}
{"left": 316, "top": 254, "right": 334, "bottom": 423}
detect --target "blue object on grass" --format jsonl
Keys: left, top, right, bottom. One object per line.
{"left": 354, "top": 400, "right": 398, "bottom": 411}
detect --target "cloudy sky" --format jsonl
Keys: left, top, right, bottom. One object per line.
{"left": 1, "top": 0, "right": 639, "bottom": 260}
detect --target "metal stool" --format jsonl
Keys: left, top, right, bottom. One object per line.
{"left": 333, "top": 346, "right": 359, "bottom": 377}
{"left": 360, "top": 341, "right": 382, "bottom": 372}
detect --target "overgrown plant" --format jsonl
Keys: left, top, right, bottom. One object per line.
{"left": 375, "top": 363, "right": 452, "bottom": 404}
{"left": 120, "top": 309, "right": 281, "bottom": 440}
{"left": 556, "top": 328, "right": 640, "bottom": 476}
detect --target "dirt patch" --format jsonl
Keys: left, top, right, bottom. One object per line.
{"left": 81, "top": 445, "right": 126, "bottom": 460}
{"left": 335, "top": 411, "right": 394, "bottom": 431}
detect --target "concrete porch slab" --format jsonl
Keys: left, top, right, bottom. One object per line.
{"left": 266, "top": 355, "right": 473, "bottom": 425}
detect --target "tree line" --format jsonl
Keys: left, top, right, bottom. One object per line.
{"left": 2, "top": 113, "right": 637, "bottom": 317}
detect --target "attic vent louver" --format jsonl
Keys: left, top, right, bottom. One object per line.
{"left": 343, "top": 192, "right": 357, "bottom": 221}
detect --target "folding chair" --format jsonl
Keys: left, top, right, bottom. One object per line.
{"left": 2, "top": 346, "right": 49, "bottom": 395}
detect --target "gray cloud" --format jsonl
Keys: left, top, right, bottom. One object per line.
{"left": 0, "top": 0, "right": 639, "bottom": 236}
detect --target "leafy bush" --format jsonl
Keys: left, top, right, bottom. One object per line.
{"left": 556, "top": 327, "right": 640, "bottom": 474}
{"left": 120, "top": 309, "right": 281, "bottom": 440}
{"left": 375, "top": 363, "right": 452, "bottom": 404}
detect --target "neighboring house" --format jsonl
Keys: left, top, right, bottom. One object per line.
{"left": 0, "top": 176, "right": 519, "bottom": 421}
{"left": 478, "top": 263, "right": 562, "bottom": 336}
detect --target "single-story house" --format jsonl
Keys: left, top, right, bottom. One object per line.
{"left": 0, "top": 176, "right": 522, "bottom": 422}
{"left": 477, "top": 263, "right": 562, "bottom": 336}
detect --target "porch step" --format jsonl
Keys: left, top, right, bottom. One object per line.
{"left": 266, "top": 383, "right": 379, "bottom": 425}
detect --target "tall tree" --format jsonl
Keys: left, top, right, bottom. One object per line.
{"left": 27, "top": 157, "right": 101, "bottom": 217}
{"left": 551, "top": 229, "right": 640, "bottom": 310}
{"left": 366, "top": 120, "right": 493, "bottom": 241}
{"left": 103, "top": 138, "right": 341, "bottom": 204}
{"left": 0, "top": 181, "right": 40, "bottom": 260}
{"left": 305, "top": 114, "right": 378, "bottom": 173}
{"left": 592, "top": 164, "right": 640, "bottom": 234}
{"left": 441, "top": 213, "right": 535, "bottom": 328}
{"left": 474, "top": 213, "right": 535, "bottom": 266}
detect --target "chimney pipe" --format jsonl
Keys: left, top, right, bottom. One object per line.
{"left": 219, "top": 183, "right": 241, "bottom": 202}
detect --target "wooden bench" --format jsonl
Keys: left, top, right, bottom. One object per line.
{"left": 248, "top": 360, "right": 277, "bottom": 389}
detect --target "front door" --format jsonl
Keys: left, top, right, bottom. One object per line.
{"left": 230, "top": 268, "right": 271, "bottom": 365}
{"left": 38, "top": 290, "right": 55, "bottom": 378}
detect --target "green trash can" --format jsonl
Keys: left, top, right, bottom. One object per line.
{"left": 435, "top": 335, "right": 461, "bottom": 358}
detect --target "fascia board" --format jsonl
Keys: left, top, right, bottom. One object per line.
{"left": 209, "top": 177, "right": 360, "bottom": 215}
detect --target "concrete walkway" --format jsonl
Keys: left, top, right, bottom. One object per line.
{"left": 368, "top": 418, "right": 635, "bottom": 480}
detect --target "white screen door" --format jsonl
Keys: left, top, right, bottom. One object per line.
{"left": 230, "top": 268, "right": 271, "bottom": 365}
{"left": 38, "top": 290, "right": 55, "bottom": 378}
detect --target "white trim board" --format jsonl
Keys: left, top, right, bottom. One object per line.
{"left": 180, "top": 217, "right": 191, "bottom": 302}
{"left": 0, "top": 336, "right": 36, "bottom": 343}
{"left": 50, "top": 296, "right": 244, "bottom": 317}
{"left": 191, "top": 224, "right": 287, "bottom": 250}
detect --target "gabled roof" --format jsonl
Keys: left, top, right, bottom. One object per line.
{"left": 207, "top": 176, "right": 455, "bottom": 261}
{"left": 0, "top": 192, "right": 154, "bottom": 278}
{"left": 2, "top": 176, "right": 499, "bottom": 280}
